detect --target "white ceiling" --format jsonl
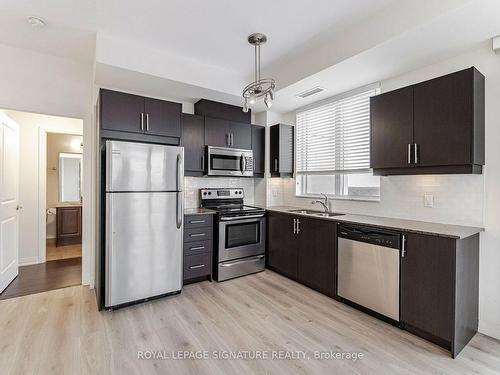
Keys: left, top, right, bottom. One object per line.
{"left": 1, "top": 0, "right": 500, "bottom": 115}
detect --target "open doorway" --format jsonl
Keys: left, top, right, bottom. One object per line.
{"left": 46, "top": 133, "right": 83, "bottom": 262}
{"left": 0, "top": 110, "right": 84, "bottom": 300}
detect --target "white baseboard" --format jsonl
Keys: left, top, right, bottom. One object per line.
{"left": 18, "top": 256, "right": 41, "bottom": 266}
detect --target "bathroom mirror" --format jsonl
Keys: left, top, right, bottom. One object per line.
{"left": 59, "top": 153, "right": 82, "bottom": 203}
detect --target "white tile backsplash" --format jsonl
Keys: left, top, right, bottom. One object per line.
{"left": 184, "top": 177, "right": 255, "bottom": 208}
{"left": 280, "top": 174, "right": 484, "bottom": 227}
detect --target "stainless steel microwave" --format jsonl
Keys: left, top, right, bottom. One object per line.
{"left": 206, "top": 146, "right": 254, "bottom": 177}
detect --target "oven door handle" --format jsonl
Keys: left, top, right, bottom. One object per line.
{"left": 219, "top": 214, "right": 265, "bottom": 222}
{"left": 220, "top": 255, "right": 265, "bottom": 267}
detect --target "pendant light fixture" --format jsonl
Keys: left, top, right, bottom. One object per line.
{"left": 242, "top": 33, "right": 275, "bottom": 112}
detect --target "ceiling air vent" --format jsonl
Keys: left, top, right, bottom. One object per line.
{"left": 297, "top": 86, "right": 325, "bottom": 98}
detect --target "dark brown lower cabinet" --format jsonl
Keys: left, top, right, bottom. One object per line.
{"left": 56, "top": 206, "right": 82, "bottom": 247}
{"left": 267, "top": 211, "right": 298, "bottom": 280}
{"left": 183, "top": 214, "right": 213, "bottom": 284}
{"left": 297, "top": 217, "right": 336, "bottom": 297}
{"left": 267, "top": 212, "right": 336, "bottom": 297}
{"left": 401, "top": 232, "right": 479, "bottom": 358}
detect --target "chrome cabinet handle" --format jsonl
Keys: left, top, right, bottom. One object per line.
{"left": 140, "top": 113, "right": 144, "bottom": 131}
{"left": 401, "top": 234, "right": 407, "bottom": 258}
{"left": 274, "top": 158, "right": 278, "bottom": 172}
{"left": 408, "top": 143, "right": 412, "bottom": 164}
{"left": 296, "top": 219, "right": 301, "bottom": 234}
{"left": 190, "top": 233, "right": 206, "bottom": 237}
{"left": 189, "top": 246, "right": 205, "bottom": 251}
{"left": 189, "top": 220, "right": 206, "bottom": 224}
{"left": 414, "top": 143, "right": 419, "bottom": 164}
{"left": 201, "top": 155, "right": 204, "bottom": 170}
{"left": 189, "top": 264, "right": 205, "bottom": 269}
{"left": 293, "top": 218, "right": 297, "bottom": 234}
{"left": 226, "top": 133, "right": 230, "bottom": 146}
{"left": 146, "top": 113, "right": 150, "bottom": 131}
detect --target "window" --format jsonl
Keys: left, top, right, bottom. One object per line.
{"left": 296, "top": 85, "right": 380, "bottom": 200}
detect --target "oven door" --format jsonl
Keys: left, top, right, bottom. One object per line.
{"left": 207, "top": 146, "right": 253, "bottom": 177}
{"left": 218, "top": 216, "right": 265, "bottom": 262}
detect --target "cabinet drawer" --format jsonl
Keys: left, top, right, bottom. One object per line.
{"left": 184, "top": 253, "right": 211, "bottom": 279}
{"left": 184, "top": 214, "right": 213, "bottom": 229}
{"left": 184, "top": 240, "right": 211, "bottom": 256}
{"left": 184, "top": 227, "right": 212, "bottom": 242}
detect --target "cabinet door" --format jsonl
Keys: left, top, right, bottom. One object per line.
{"left": 182, "top": 114, "right": 205, "bottom": 174}
{"left": 297, "top": 218, "right": 336, "bottom": 296}
{"left": 267, "top": 212, "right": 298, "bottom": 280}
{"left": 205, "top": 117, "right": 230, "bottom": 147}
{"left": 100, "top": 89, "right": 144, "bottom": 133}
{"left": 370, "top": 86, "right": 414, "bottom": 169}
{"left": 144, "top": 98, "right": 181, "bottom": 138}
{"left": 414, "top": 68, "right": 473, "bottom": 167}
{"left": 401, "top": 233, "right": 454, "bottom": 343}
{"left": 252, "top": 125, "right": 265, "bottom": 176}
{"left": 229, "top": 121, "right": 251, "bottom": 149}
{"left": 56, "top": 206, "right": 82, "bottom": 246}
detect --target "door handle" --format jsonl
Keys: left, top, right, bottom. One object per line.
{"left": 176, "top": 154, "right": 183, "bottom": 192}
{"left": 189, "top": 264, "right": 205, "bottom": 270}
{"left": 189, "top": 220, "right": 206, "bottom": 224}
{"left": 189, "top": 233, "right": 206, "bottom": 237}
{"left": 201, "top": 155, "right": 204, "bottom": 170}
{"left": 240, "top": 154, "right": 245, "bottom": 174}
{"left": 16, "top": 205, "right": 23, "bottom": 211}
{"left": 401, "top": 234, "right": 407, "bottom": 258}
{"left": 140, "top": 113, "right": 144, "bottom": 131}
{"left": 189, "top": 246, "right": 205, "bottom": 251}
{"left": 176, "top": 192, "right": 183, "bottom": 229}
{"left": 226, "top": 133, "right": 230, "bottom": 146}
{"left": 296, "top": 219, "right": 301, "bottom": 234}
{"left": 414, "top": 143, "right": 419, "bottom": 164}
{"left": 293, "top": 218, "right": 297, "bottom": 234}
{"left": 274, "top": 158, "right": 278, "bottom": 172}
{"left": 146, "top": 113, "right": 150, "bottom": 132}
{"left": 230, "top": 133, "right": 234, "bottom": 146}
{"left": 407, "top": 143, "right": 412, "bottom": 164}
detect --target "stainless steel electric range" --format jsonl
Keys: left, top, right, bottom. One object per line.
{"left": 200, "top": 188, "right": 266, "bottom": 281}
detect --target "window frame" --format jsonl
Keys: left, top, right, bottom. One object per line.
{"left": 294, "top": 83, "right": 381, "bottom": 202}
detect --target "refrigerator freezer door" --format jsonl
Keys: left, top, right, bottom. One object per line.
{"left": 106, "top": 140, "right": 184, "bottom": 192}
{"left": 105, "top": 192, "right": 183, "bottom": 307}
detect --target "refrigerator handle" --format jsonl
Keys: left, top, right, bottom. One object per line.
{"left": 176, "top": 154, "right": 183, "bottom": 192}
{"left": 176, "top": 192, "right": 183, "bottom": 229}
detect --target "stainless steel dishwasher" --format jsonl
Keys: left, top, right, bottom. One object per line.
{"left": 337, "top": 223, "right": 404, "bottom": 322}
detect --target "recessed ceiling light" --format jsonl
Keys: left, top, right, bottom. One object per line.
{"left": 26, "top": 16, "right": 46, "bottom": 28}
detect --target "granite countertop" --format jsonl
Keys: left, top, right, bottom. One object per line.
{"left": 266, "top": 206, "right": 484, "bottom": 240}
{"left": 184, "top": 208, "right": 217, "bottom": 215}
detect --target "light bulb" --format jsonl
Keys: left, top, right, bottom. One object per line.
{"left": 264, "top": 93, "right": 273, "bottom": 109}
{"left": 242, "top": 99, "right": 249, "bottom": 113}
{"left": 248, "top": 93, "right": 256, "bottom": 105}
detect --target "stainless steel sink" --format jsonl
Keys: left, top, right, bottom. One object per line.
{"left": 287, "top": 209, "right": 344, "bottom": 217}
{"left": 287, "top": 209, "right": 319, "bottom": 214}
{"left": 311, "top": 212, "right": 344, "bottom": 217}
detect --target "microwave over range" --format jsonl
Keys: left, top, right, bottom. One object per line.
{"left": 206, "top": 146, "right": 254, "bottom": 177}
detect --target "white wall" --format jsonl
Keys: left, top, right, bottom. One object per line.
{"left": 0, "top": 43, "right": 93, "bottom": 119}
{"left": 271, "top": 44, "right": 500, "bottom": 340}
{"left": 5, "top": 110, "right": 83, "bottom": 265}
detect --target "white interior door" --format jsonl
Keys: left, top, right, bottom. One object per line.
{"left": 0, "top": 113, "right": 19, "bottom": 293}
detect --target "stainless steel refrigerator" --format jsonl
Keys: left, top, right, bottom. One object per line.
{"left": 105, "top": 140, "right": 183, "bottom": 308}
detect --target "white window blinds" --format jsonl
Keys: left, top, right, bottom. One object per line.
{"left": 296, "top": 86, "right": 378, "bottom": 174}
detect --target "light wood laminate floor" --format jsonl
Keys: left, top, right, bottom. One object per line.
{"left": 1, "top": 270, "right": 499, "bottom": 375}
{"left": 46, "top": 239, "right": 82, "bottom": 261}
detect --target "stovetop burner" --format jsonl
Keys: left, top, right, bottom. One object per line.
{"left": 199, "top": 188, "right": 265, "bottom": 216}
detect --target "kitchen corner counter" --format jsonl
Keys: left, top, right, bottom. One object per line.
{"left": 266, "top": 206, "right": 483, "bottom": 239}
{"left": 184, "top": 208, "right": 217, "bottom": 215}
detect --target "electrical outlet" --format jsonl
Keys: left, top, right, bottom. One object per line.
{"left": 273, "top": 189, "right": 279, "bottom": 197}
{"left": 424, "top": 194, "right": 434, "bottom": 208}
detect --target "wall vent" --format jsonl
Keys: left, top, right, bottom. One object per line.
{"left": 297, "top": 87, "right": 325, "bottom": 98}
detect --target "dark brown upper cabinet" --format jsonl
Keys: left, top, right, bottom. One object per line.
{"left": 370, "top": 67, "right": 484, "bottom": 175}
{"left": 370, "top": 86, "right": 414, "bottom": 169}
{"left": 252, "top": 125, "right": 265, "bottom": 177}
{"left": 204, "top": 117, "right": 251, "bottom": 150}
{"left": 270, "top": 123, "right": 294, "bottom": 177}
{"left": 99, "top": 89, "right": 182, "bottom": 145}
{"left": 195, "top": 99, "right": 251, "bottom": 123}
{"left": 182, "top": 113, "right": 205, "bottom": 176}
